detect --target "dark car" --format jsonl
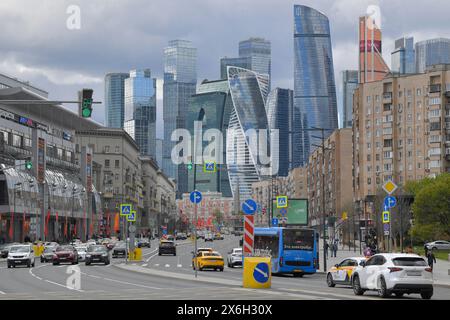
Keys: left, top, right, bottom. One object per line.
{"left": 137, "top": 238, "right": 151, "bottom": 248}
{"left": 85, "top": 245, "right": 110, "bottom": 265}
{"left": 112, "top": 242, "right": 127, "bottom": 258}
{"left": 158, "top": 240, "right": 176, "bottom": 256}
{"left": 175, "top": 233, "right": 187, "bottom": 240}
{"left": 53, "top": 245, "right": 79, "bottom": 265}
{"left": 1, "top": 242, "right": 21, "bottom": 258}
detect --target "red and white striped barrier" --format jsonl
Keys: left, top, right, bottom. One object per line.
{"left": 243, "top": 215, "right": 254, "bottom": 256}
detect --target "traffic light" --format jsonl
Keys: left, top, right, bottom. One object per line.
{"left": 187, "top": 162, "right": 193, "bottom": 170}
{"left": 80, "top": 89, "right": 93, "bottom": 118}
{"left": 25, "top": 160, "right": 32, "bottom": 170}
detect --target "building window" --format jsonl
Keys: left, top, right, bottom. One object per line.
{"left": 430, "top": 122, "right": 441, "bottom": 131}
{"left": 417, "top": 138, "right": 421, "bottom": 145}
{"left": 429, "top": 135, "right": 441, "bottom": 143}
{"left": 429, "top": 97, "right": 441, "bottom": 105}
{"left": 115, "top": 146, "right": 120, "bottom": 153}
{"left": 115, "top": 174, "right": 119, "bottom": 181}
{"left": 429, "top": 160, "right": 441, "bottom": 168}
{"left": 417, "top": 88, "right": 421, "bottom": 96}
{"left": 12, "top": 134, "right": 21, "bottom": 147}
{"left": 367, "top": 154, "right": 371, "bottom": 161}
{"left": 417, "top": 113, "right": 421, "bottom": 121}
{"left": 428, "top": 109, "right": 441, "bottom": 118}
{"left": 408, "top": 139, "right": 413, "bottom": 145}
{"left": 115, "top": 160, "right": 120, "bottom": 168}
{"left": 367, "top": 178, "right": 372, "bottom": 185}
{"left": 367, "top": 143, "right": 371, "bottom": 150}
{"left": 384, "top": 163, "right": 392, "bottom": 171}
{"left": 104, "top": 146, "right": 110, "bottom": 153}
{"left": 384, "top": 139, "right": 393, "bottom": 148}
{"left": 376, "top": 154, "right": 380, "bottom": 161}
{"left": 383, "top": 151, "right": 393, "bottom": 159}
{"left": 105, "top": 159, "right": 110, "bottom": 168}
{"left": 375, "top": 106, "right": 380, "bottom": 113}
{"left": 417, "top": 163, "right": 422, "bottom": 169}
{"left": 407, "top": 151, "right": 412, "bottom": 157}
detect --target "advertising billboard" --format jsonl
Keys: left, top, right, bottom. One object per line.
{"left": 272, "top": 198, "right": 308, "bottom": 226}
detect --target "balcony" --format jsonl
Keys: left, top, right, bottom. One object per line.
{"left": 383, "top": 92, "right": 392, "bottom": 102}
{"left": 429, "top": 84, "right": 441, "bottom": 94}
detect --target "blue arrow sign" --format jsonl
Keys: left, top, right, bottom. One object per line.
{"left": 190, "top": 191, "right": 202, "bottom": 204}
{"left": 272, "top": 218, "right": 278, "bottom": 226}
{"left": 253, "top": 262, "right": 270, "bottom": 283}
{"left": 242, "top": 199, "right": 257, "bottom": 215}
{"left": 384, "top": 196, "right": 397, "bottom": 209}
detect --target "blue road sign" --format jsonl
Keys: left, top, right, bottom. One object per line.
{"left": 162, "top": 228, "right": 167, "bottom": 235}
{"left": 272, "top": 218, "right": 278, "bottom": 226}
{"left": 120, "top": 203, "right": 132, "bottom": 216}
{"left": 204, "top": 162, "right": 216, "bottom": 173}
{"left": 190, "top": 191, "right": 202, "bottom": 204}
{"left": 384, "top": 196, "right": 397, "bottom": 209}
{"left": 280, "top": 208, "right": 287, "bottom": 216}
{"left": 242, "top": 199, "right": 257, "bottom": 215}
{"left": 253, "top": 262, "right": 270, "bottom": 283}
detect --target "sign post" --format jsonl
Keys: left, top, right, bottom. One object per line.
{"left": 190, "top": 190, "right": 202, "bottom": 278}
{"left": 242, "top": 199, "right": 256, "bottom": 257}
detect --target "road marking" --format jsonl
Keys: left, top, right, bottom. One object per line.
{"left": 142, "top": 264, "right": 148, "bottom": 267}
{"left": 165, "top": 264, "right": 170, "bottom": 268}
{"left": 44, "top": 279, "right": 84, "bottom": 293}
{"left": 102, "top": 278, "right": 162, "bottom": 290}
{"left": 0, "top": 290, "right": 5, "bottom": 295}
{"left": 154, "top": 264, "right": 160, "bottom": 267}
{"left": 177, "top": 264, "right": 182, "bottom": 268}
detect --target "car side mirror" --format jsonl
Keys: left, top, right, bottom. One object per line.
{"left": 334, "top": 264, "right": 339, "bottom": 268}
{"left": 359, "top": 261, "right": 366, "bottom": 267}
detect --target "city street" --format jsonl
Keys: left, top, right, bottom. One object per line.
{"left": 1, "top": 235, "right": 449, "bottom": 300}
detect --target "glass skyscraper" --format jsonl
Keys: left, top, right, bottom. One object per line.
{"left": 266, "top": 88, "right": 293, "bottom": 177}
{"left": 391, "top": 37, "right": 415, "bottom": 75}
{"left": 415, "top": 38, "right": 450, "bottom": 73}
{"left": 293, "top": 5, "right": 338, "bottom": 167}
{"left": 162, "top": 40, "right": 197, "bottom": 197}
{"left": 124, "top": 69, "right": 157, "bottom": 157}
{"left": 104, "top": 73, "right": 128, "bottom": 128}
{"left": 341, "top": 70, "right": 359, "bottom": 128}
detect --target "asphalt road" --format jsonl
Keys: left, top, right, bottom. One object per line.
{"left": 0, "top": 236, "right": 449, "bottom": 300}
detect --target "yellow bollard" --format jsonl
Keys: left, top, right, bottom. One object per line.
{"left": 242, "top": 257, "right": 271, "bottom": 289}
{"left": 134, "top": 248, "right": 142, "bottom": 261}
{"left": 33, "top": 245, "right": 39, "bottom": 257}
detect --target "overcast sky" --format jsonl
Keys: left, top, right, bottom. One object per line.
{"left": 2, "top": 0, "right": 450, "bottom": 137}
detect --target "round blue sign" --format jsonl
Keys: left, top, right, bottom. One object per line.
{"left": 190, "top": 191, "right": 202, "bottom": 204}
{"left": 384, "top": 196, "right": 396, "bottom": 209}
{"left": 242, "top": 199, "right": 257, "bottom": 215}
{"left": 253, "top": 262, "right": 270, "bottom": 283}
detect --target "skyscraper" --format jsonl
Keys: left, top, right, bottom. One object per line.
{"left": 104, "top": 73, "right": 128, "bottom": 128}
{"left": 293, "top": 5, "right": 338, "bottom": 167}
{"left": 162, "top": 40, "right": 197, "bottom": 197}
{"left": 220, "top": 57, "right": 251, "bottom": 80}
{"left": 341, "top": 70, "right": 358, "bottom": 128}
{"left": 266, "top": 88, "right": 293, "bottom": 177}
{"left": 415, "top": 38, "right": 450, "bottom": 73}
{"left": 358, "top": 14, "right": 390, "bottom": 83}
{"left": 124, "top": 69, "right": 157, "bottom": 157}
{"left": 391, "top": 37, "right": 415, "bottom": 75}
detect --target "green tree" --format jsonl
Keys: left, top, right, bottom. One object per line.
{"left": 405, "top": 173, "right": 450, "bottom": 242}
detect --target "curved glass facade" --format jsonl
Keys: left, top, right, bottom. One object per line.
{"left": 293, "top": 5, "right": 338, "bottom": 166}
{"left": 104, "top": 73, "right": 128, "bottom": 128}
{"left": 226, "top": 67, "right": 271, "bottom": 199}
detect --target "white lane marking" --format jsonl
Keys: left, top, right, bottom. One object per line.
{"left": 88, "top": 275, "right": 101, "bottom": 279}
{"left": 177, "top": 264, "right": 182, "bottom": 268}
{"left": 142, "top": 264, "right": 148, "bottom": 267}
{"left": 0, "top": 290, "right": 5, "bottom": 294}
{"left": 165, "top": 264, "right": 170, "bottom": 268}
{"left": 154, "top": 264, "right": 160, "bottom": 267}
{"left": 44, "top": 280, "right": 84, "bottom": 293}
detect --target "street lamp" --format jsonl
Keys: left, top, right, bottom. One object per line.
{"left": 12, "top": 182, "right": 22, "bottom": 242}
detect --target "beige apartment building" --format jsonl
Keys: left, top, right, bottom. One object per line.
{"left": 353, "top": 64, "right": 450, "bottom": 212}
{"left": 285, "top": 166, "right": 308, "bottom": 199}
{"left": 307, "top": 128, "right": 353, "bottom": 230}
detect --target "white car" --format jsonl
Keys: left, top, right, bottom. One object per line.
{"left": 204, "top": 233, "right": 214, "bottom": 242}
{"left": 7, "top": 245, "right": 35, "bottom": 268}
{"left": 351, "top": 253, "right": 433, "bottom": 299}
{"left": 75, "top": 246, "right": 88, "bottom": 261}
{"left": 425, "top": 240, "right": 450, "bottom": 251}
{"left": 227, "top": 248, "right": 243, "bottom": 268}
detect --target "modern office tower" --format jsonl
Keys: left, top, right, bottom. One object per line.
{"left": 104, "top": 73, "right": 129, "bottom": 128}
{"left": 162, "top": 40, "right": 197, "bottom": 197}
{"left": 341, "top": 70, "right": 359, "bottom": 128}
{"left": 187, "top": 79, "right": 233, "bottom": 197}
{"left": 415, "top": 38, "right": 450, "bottom": 73}
{"left": 226, "top": 67, "right": 271, "bottom": 199}
{"left": 156, "top": 138, "right": 163, "bottom": 168}
{"left": 220, "top": 37, "right": 271, "bottom": 89}
{"left": 124, "top": 69, "right": 157, "bottom": 157}
{"left": 293, "top": 5, "right": 338, "bottom": 167}
{"left": 352, "top": 64, "right": 450, "bottom": 208}
{"left": 391, "top": 37, "right": 415, "bottom": 75}
{"left": 358, "top": 15, "right": 390, "bottom": 83}
{"left": 266, "top": 88, "right": 293, "bottom": 176}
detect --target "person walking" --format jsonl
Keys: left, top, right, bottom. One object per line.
{"left": 427, "top": 250, "right": 436, "bottom": 272}
{"left": 324, "top": 241, "right": 329, "bottom": 259}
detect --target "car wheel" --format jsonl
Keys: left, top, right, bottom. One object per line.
{"left": 7, "top": 263, "right": 11, "bottom": 269}
{"left": 378, "top": 277, "right": 390, "bottom": 298}
{"left": 220, "top": 268, "right": 224, "bottom": 272}
{"left": 395, "top": 292, "right": 404, "bottom": 298}
{"left": 40, "top": 258, "right": 44, "bottom": 263}
{"left": 27, "top": 260, "right": 31, "bottom": 268}
{"left": 352, "top": 275, "right": 365, "bottom": 296}
{"left": 158, "top": 252, "right": 161, "bottom": 256}
{"left": 32, "top": 261, "right": 35, "bottom": 267}
{"left": 327, "top": 273, "right": 335, "bottom": 287}
{"left": 420, "top": 290, "right": 433, "bottom": 300}
{"left": 105, "top": 260, "right": 110, "bottom": 265}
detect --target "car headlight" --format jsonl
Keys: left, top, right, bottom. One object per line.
{"left": 102, "top": 253, "right": 108, "bottom": 257}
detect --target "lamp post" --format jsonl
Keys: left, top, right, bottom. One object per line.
{"left": 12, "top": 182, "right": 22, "bottom": 242}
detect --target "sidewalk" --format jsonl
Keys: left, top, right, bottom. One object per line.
{"left": 317, "top": 239, "right": 450, "bottom": 288}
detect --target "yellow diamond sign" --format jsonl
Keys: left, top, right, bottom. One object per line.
{"left": 382, "top": 180, "right": 398, "bottom": 194}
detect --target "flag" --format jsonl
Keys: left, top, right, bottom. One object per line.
{"left": 55, "top": 212, "right": 58, "bottom": 223}
{"left": 9, "top": 213, "right": 13, "bottom": 240}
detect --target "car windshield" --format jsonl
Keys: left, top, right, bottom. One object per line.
{"left": 9, "top": 246, "right": 30, "bottom": 253}
{"left": 56, "top": 246, "right": 73, "bottom": 252}
{"left": 88, "top": 246, "right": 106, "bottom": 253}
{"left": 75, "top": 247, "right": 87, "bottom": 252}
{"left": 161, "top": 242, "right": 174, "bottom": 247}
{"left": 392, "top": 257, "right": 427, "bottom": 266}
{"left": 233, "top": 249, "right": 242, "bottom": 255}
{"left": 44, "top": 247, "right": 55, "bottom": 253}
{"left": 204, "top": 252, "right": 221, "bottom": 257}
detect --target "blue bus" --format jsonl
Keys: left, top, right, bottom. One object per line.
{"left": 253, "top": 227, "right": 319, "bottom": 277}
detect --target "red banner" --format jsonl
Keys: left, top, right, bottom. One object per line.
{"left": 9, "top": 213, "right": 13, "bottom": 240}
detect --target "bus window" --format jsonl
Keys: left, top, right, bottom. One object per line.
{"left": 283, "top": 229, "right": 314, "bottom": 251}
{"left": 254, "top": 235, "right": 279, "bottom": 258}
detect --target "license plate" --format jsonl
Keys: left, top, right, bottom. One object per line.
{"left": 294, "top": 269, "right": 303, "bottom": 273}
{"left": 407, "top": 271, "right": 421, "bottom": 276}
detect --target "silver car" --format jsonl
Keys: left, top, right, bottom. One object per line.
{"left": 75, "top": 246, "right": 88, "bottom": 261}
{"left": 227, "top": 248, "right": 243, "bottom": 268}
{"left": 425, "top": 240, "right": 450, "bottom": 251}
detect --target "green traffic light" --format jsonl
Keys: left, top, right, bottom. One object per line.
{"left": 187, "top": 162, "right": 193, "bottom": 170}
{"left": 25, "top": 161, "right": 32, "bottom": 170}
{"left": 82, "top": 108, "right": 92, "bottom": 118}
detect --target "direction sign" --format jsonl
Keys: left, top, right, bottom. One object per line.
{"left": 253, "top": 262, "right": 270, "bottom": 283}
{"left": 272, "top": 218, "right": 278, "bottom": 226}
{"left": 384, "top": 196, "right": 397, "bottom": 209}
{"left": 120, "top": 204, "right": 132, "bottom": 216}
{"left": 242, "top": 199, "right": 257, "bottom": 215}
{"left": 190, "top": 191, "right": 202, "bottom": 204}
{"left": 276, "top": 196, "right": 288, "bottom": 208}
{"left": 203, "top": 161, "right": 216, "bottom": 173}
{"left": 382, "top": 211, "right": 390, "bottom": 224}
{"left": 382, "top": 180, "right": 398, "bottom": 194}
{"left": 126, "top": 211, "right": 136, "bottom": 222}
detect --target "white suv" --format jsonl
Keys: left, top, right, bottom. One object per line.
{"left": 351, "top": 253, "right": 433, "bottom": 299}
{"left": 7, "top": 244, "right": 35, "bottom": 268}
{"left": 227, "top": 248, "right": 243, "bottom": 268}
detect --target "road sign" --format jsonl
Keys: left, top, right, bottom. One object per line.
{"left": 253, "top": 262, "right": 270, "bottom": 284}
{"left": 190, "top": 191, "right": 202, "bottom": 204}
{"left": 243, "top": 215, "right": 255, "bottom": 256}
{"left": 383, "top": 223, "right": 390, "bottom": 232}
{"left": 276, "top": 196, "right": 288, "bottom": 208}
{"left": 384, "top": 230, "right": 390, "bottom": 236}
{"left": 203, "top": 161, "right": 216, "bottom": 173}
{"left": 272, "top": 218, "right": 278, "bottom": 226}
{"left": 120, "top": 204, "right": 132, "bottom": 216}
{"left": 162, "top": 228, "right": 167, "bottom": 235}
{"left": 280, "top": 208, "right": 287, "bottom": 216}
{"left": 129, "top": 225, "right": 136, "bottom": 233}
{"left": 126, "top": 211, "right": 136, "bottom": 222}
{"left": 382, "top": 180, "right": 398, "bottom": 194}
{"left": 242, "top": 199, "right": 257, "bottom": 215}
{"left": 384, "top": 196, "right": 397, "bottom": 209}
{"left": 382, "top": 211, "right": 390, "bottom": 223}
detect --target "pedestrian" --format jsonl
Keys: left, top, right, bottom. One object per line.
{"left": 427, "top": 250, "right": 436, "bottom": 272}
{"left": 324, "top": 241, "right": 329, "bottom": 259}
{"left": 424, "top": 242, "right": 429, "bottom": 256}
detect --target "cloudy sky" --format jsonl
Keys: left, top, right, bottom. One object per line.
{"left": 1, "top": 0, "right": 450, "bottom": 137}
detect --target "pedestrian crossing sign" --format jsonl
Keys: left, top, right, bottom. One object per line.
{"left": 127, "top": 210, "right": 136, "bottom": 222}
{"left": 276, "top": 196, "right": 288, "bottom": 208}
{"left": 203, "top": 161, "right": 217, "bottom": 173}
{"left": 120, "top": 204, "right": 132, "bottom": 216}
{"left": 382, "top": 211, "right": 390, "bottom": 224}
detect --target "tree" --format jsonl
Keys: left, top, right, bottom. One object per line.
{"left": 405, "top": 173, "right": 450, "bottom": 242}
{"left": 212, "top": 209, "right": 224, "bottom": 227}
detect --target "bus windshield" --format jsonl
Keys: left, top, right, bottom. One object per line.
{"left": 283, "top": 229, "right": 314, "bottom": 251}
{"left": 254, "top": 234, "right": 279, "bottom": 258}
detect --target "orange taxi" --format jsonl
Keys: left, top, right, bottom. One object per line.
{"left": 327, "top": 257, "right": 367, "bottom": 287}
